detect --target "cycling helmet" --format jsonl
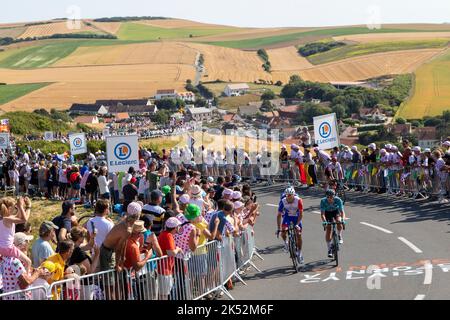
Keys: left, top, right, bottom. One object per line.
{"left": 285, "top": 187, "right": 296, "bottom": 195}
{"left": 326, "top": 189, "right": 336, "bottom": 197}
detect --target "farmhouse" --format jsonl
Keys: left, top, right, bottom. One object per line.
{"left": 359, "top": 107, "right": 387, "bottom": 122}
{"left": 69, "top": 104, "right": 108, "bottom": 116}
{"left": 415, "top": 127, "right": 440, "bottom": 149}
{"left": 186, "top": 107, "right": 215, "bottom": 122}
{"left": 73, "top": 115, "right": 99, "bottom": 124}
{"left": 155, "top": 89, "right": 177, "bottom": 100}
{"left": 176, "top": 91, "right": 196, "bottom": 102}
{"left": 224, "top": 83, "right": 250, "bottom": 97}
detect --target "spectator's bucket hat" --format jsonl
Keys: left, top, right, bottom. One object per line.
{"left": 184, "top": 204, "right": 201, "bottom": 221}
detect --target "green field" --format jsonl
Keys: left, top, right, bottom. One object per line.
{"left": 0, "top": 83, "right": 52, "bottom": 105}
{"left": 307, "top": 39, "right": 449, "bottom": 65}
{"left": 206, "top": 27, "right": 445, "bottom": 49}
{"left": 218, "top": 93, "right": 261, "bottom": 111}
{"left": 0, "top": 39, "right": 144, "bottom": 69}
{"left": 397, "top": 49, "right": 450, "bottom": 119}
{"left": 117, "top": 22, "right": 238, "bottom": 41}
{"left": 204, "top": 82, "right": 283, "bottom": 96}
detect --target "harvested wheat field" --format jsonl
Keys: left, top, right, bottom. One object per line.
{"left": 88, "top": 21, "right": 122, "bottom": 34}
{"left": 0, "top": 80, "right": 189, "bottom": 111}
{"left": 136, "top": 19, "right": 233, "bottom": 29}
{"left": 334, "top": 32, "right": 450, "bottom": 43}
{"left": 271, "top": 49, "right": 443, "bottom": 83}
{"left": 54, "top": 42, "right": 198, "bottom": 67}
{"left": 0, "top": 26, "right": 27, "bottom": 38}
{"left": 0, "top": 63, "right": 195, "bottom": 110}
{"left": 186, "top": 43, "right": 271, "bottom": 82}
{"left": 18, "top": 21, "right": 98, "bottom": 39}
{"left": 267, "top": 46, "right": 313, "bottom": 71}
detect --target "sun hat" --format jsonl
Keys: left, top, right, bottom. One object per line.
{"left": 40, "top": 261, "right": 56, "bottom": 273}
{"left": 179, "top": 194, "right": 190, "bottom": 204}
{"left": 291, "top": 144, "right": 298, "bottom": 149}
{"left": 424, "top": 148, "right": 431, "bottom": 153}
{"left": 126, "top": 202, "right": 142, "bottom": 217}
{"left": 14, "top": 232, "right": 33, "bottom": 246}
{"left": 368, "top": 143, "right": 376, "bottom": 149}
{"left": 223, "top": 189, "right": 233, "bottom": 196}
{"left": 190, "top": 185, "right": 202, "bottom": 198}
{"left": 161, "top": 185, "right": 171, "bottom": 195}
{"left": 232, "top": 191, "right": 242, "bottom": 200}
{"left": 234, "top": 201, "right": 244, "bottom": 209}
{"left": 380, "top": 149, "right": 387, "bottom": 154}
{"left": 132, "top": 220, "right": 146, "bottom": 234}
{"left": 207, "top": 176, "right": 215, "bottom": 183}
{"left": 413, "top": 146, "right": 421, "bottom": 152}
{"left": 184, "top": 204, "right": 201, "bottom": 221}
{"left": 351, "top": 146, "right": 358, "bottom": 151}
{"left": 442, "top": 141, "right": 450, "bottom": 147}
{"left": 166, "top": 217, "right": 181, "bottom": 229}
{"left": 281, "top": 145, "right": 286, "bottom": 149}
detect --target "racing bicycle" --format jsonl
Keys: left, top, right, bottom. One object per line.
{"left": 323, "top": 221, "right": 346, "bottom": 267}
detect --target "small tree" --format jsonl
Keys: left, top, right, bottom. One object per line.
{"left": 395, "top": 117, "right": 406, "bottom": 124}
{"left": 261, "top": 90, "right": 276, "bottom": 101}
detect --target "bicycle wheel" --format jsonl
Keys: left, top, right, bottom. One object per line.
{"left": 288, "top": 226, "right": 299, "bottom": 273}
{"left": 332, "top": 229, "right": 339, "bottom": 266}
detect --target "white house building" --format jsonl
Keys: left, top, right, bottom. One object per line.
{"left": 224, "top": 83, "right": 250, "bottom": 97}
{"left": 186, "top": 107, "right": 216, "bottom": 122}
{"left": 155, "top": 89, "right": 177, "bottom": 100}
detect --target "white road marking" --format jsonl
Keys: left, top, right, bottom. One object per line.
{"left": 360, "top": 222, "right": 393, "bottom": 234}
{"left": 414, "top": 294, "right": 426, "bottom": 300}
{"left": 312, "top": 211, "right": 321, "bottom": 214}
{"left": 398, "top": 237, "right": 423, "bottom": 254}
{"left": 265, "top": 204, "right": 278, "bottom": 207}
{"left": 423, "top": 261, "right": 432, "bottom": 285}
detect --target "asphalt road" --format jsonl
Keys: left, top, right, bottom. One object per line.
{"left": 230, "top": 185, "right": 450, "bottom": 300}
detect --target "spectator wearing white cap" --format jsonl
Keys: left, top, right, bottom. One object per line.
{"left": 157, "top": 217, "right": 182, "bottom": 300}
{"left": 289, "top": 144, "right": 302, "bottom": 186}
{"left": 0, "top": 233, "right": 45, "bottom": 300}
{"left": 442, "top": 140, "right": 450, "bottom": 152}
{"left": 189, "top": 184, "right": 206, "bottom": 214}
{"left": 279, "top": 145, "right": 290, "bottom": 181}
{"left": 222, "top": 188, "right": 233, "bottom": 200}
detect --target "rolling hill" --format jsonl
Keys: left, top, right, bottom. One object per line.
{"left": 1, "top": 17, "right": 450, "bottom": 116}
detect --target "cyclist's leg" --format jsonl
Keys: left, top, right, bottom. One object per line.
{"left": 295, "top": 223, "right": 303, "bottom": 253}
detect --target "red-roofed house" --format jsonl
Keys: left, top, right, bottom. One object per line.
{"left": 278, "top": 105, "right": 298, "bottom": 119}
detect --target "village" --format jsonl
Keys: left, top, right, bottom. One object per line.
{"left": 68, "top": 81, "right": 443, "bottom": 149}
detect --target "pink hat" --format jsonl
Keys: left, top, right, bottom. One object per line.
{"left": 127, "top": 202, "right": 142, "bottom": 217}
{"left": 166, "top": 217, "right": 181, "bottom": 229}
{"left": 232, "top": 191, "right": 242, "bottom": 200}
{"left": 234, "top": 201, "right": 244, "bottom": 209}
{"left": 223, "top": 189, "right": 233, "bottom": 196}
{"left": 179, "top": 194, "right": 190, "bottom": 204}
{"left": 443, "top": 141, "right": 450, "bottom": 147}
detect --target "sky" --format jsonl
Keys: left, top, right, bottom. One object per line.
{"left": 1, "top": 0, "right": 449, "bottom": 28}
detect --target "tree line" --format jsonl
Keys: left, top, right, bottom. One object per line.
{"left": 298, "top": 41, "right": 346, "bottom": 57}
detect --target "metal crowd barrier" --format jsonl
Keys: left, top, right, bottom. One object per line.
{"left": 1, "top": 228, "right": 262, "bottom": 301}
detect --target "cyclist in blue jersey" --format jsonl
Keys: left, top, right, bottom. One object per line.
{"left": 277, "top": 187, "right": 304, "bottom": 263}
{"left": 320, "top": 189, "right": 346, "bottom": 258}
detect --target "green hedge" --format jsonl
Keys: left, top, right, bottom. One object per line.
{"left": 5, "top": 112, "right": 71, "bottom": 135}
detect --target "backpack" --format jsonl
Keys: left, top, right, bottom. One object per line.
{"left": 69, "top": 172, "right": 79, "bottom": 184}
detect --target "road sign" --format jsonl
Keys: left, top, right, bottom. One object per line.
{"left": 0, "top": 133, "right": 10, "bottom": 149}
{"left": 313, "top": 113, "right": 340, "bottom": 150}
{"left": 69, "top": 133, "right": 87, "bottom": 155}
{"left": 44, "top": 131, "right": 54, "bottom": 141}
{"left": 106, "top": 135, "right": 139, "bottom": 173}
